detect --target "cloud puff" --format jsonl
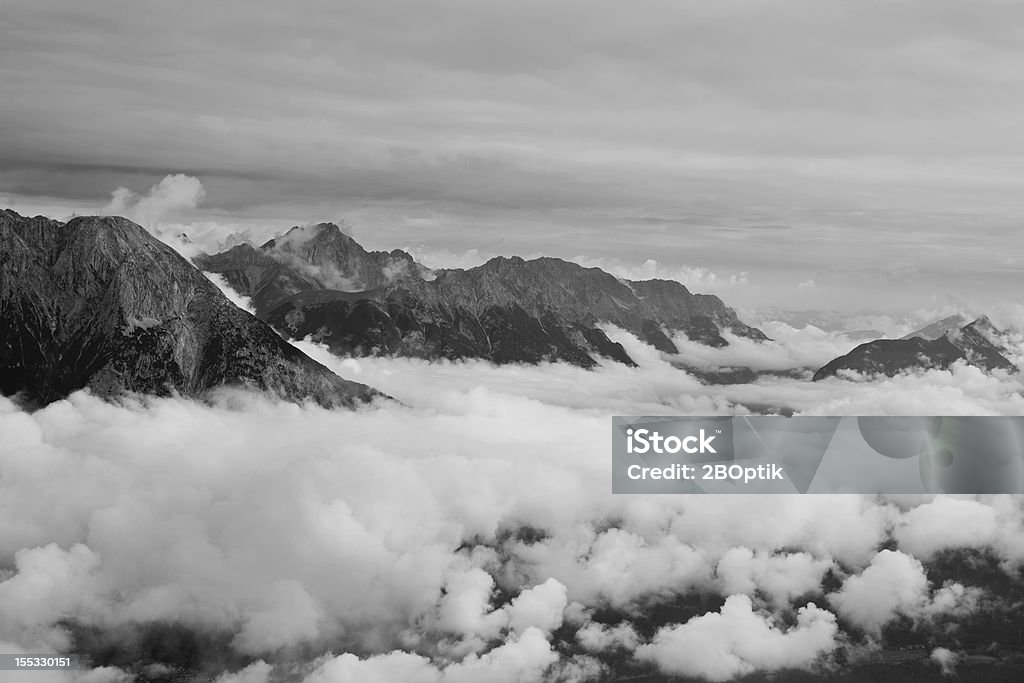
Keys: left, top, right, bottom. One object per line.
{"left": 101, "top": 174, "right": 208, "bottom": 259}
{"left": 3, "top": 331, "right": 1024, "bottom": 680}
{"left": 829, "top": 549, "right": 981, "bottom": 636}
{"left": 233, "top": 580, "right": 323, "bottom": 655}
{"left": 303, "top": 627, "right": 557, "bottom": 683}
{"left": 303, "top": 651, "right": 441, "bottom": 683}
{"left": 715, "top": 547, "right": 834, "bottom": 607}
{"left": 635, "top": 594, "right": 839, "bottom": 681}
{"left": 830, "top": 550, "right": 928, "bottom": 635}
{"left": 503, "top": 578, "right": 568, "bottom": 636}
{"left": 930, "top": 647, "right": 959, "bottom": 676}
{"left": 0, "top": 543, "right": 103, "bottom": 651}
{"left": 214, "top": 661, "right": 272, "bottom": 683}
{"left": 103, "top": 174, "right": 205, "bottom": 229}
{"left": 433, "top": 563, "right": 505, "bottom": 640}
{"left": 575, "top": 621, "right": 640, "bottom": 654}
{"left": 894, "top": 497, "right": 999, "bottom": 559}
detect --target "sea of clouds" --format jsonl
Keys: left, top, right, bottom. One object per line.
{"left": 3, "top": 322, "right": 1024, "bottom": 682}
{"left": 3, "top": 175, "right": 1024, "bottom": 679}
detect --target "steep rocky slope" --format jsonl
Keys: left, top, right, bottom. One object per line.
{"left": 0, "top": 210, "right": 378, "bottom": 407}
{"left": 197, "top": 223, "right": 767, "bottom": 367}
{"left": 813, "top": 316, "right": 1015, "bottom": 381}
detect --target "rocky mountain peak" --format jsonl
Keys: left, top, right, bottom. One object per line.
{"left": 1, "top": 210, "right": 379, "bottom": 408}
{"left": 265, "top": 222, "right": 362, "bottom": 262}
{"left": 902, "top": 313, "right": 971, "bottom": 340}
{"left": 967, "top": 314, "right": 997, "bottom": 332}
{"left": 200, "top": 221, "right": 768, "bottom": 368}
{"left": 815, "top": 313, "right": 1015, "bottom": 381}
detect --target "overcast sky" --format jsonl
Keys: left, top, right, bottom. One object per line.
{"left": 3, "top": 0, "right": 1024, "bottom": 314}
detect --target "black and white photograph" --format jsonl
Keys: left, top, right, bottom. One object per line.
{"left": 3, "top": 1, "right": 1024, "bottom": 680}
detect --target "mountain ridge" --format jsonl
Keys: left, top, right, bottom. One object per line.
{"left": 196, "top": 222, "right": 768, "bottom": 368}
{"left": 813, "top": 315, "right": 1016, "bottom": 381}
{"left": 901, "top": 313, "right": 973, "bottom": 341}
{"left": 0, "top": 210, "right": 379, "bottom": 408}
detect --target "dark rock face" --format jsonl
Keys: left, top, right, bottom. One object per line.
{"left": 197, "top": 223, "right": 767, "bottom": 368}
{"left": 197, "top": 224, "right": 428, "bottom": 314}
{"left": 813, "top": 316, "right": 1015, "bottom": 381}
{"left": 0, "top": 210, "right": 379, "bottom": 408}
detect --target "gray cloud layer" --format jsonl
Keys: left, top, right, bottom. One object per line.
{"left": 3, "top": 1, "right": 1024, "bottom": 311}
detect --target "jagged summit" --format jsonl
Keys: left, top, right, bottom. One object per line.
{"left": 0, "top": 210, "right": 379, "bottom": 408}
{"left": 265, "top": 221, "right": 358, "bottom": 252}
{"left": 902, "top": 313, "right": 972, "bottom": 340}
{"left": 198, "top": 221, "right": 768, "bottom": 368}
{"left": 965, "top": 314, "right": 999, "bottom": 338}
{"left": 200, "top": 221, "right": 426, "bottom": 311}
{"left": 814, "top": 314, "right": 1015, "bottom": 381}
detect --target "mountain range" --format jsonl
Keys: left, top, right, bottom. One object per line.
{"left": 813, "top": 315, "right": 1016, "bottom": 381}
{"left": 0, "top": 210, "right": 378, "bottom": 408}
{"left": 3, "top": 210, "right": 1018, "bottom": 408}
{"left": 196, "top": 222, "right": 769, "bottom": 368}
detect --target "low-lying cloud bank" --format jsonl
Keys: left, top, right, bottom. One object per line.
{"left": 3, "top": 333, "right": 1024, "bottom": 681}
{"left": 292, "top": 324, "right": 1024, "bottom": 417}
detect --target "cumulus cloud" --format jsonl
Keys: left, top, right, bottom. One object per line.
{"left": 989, "top": 495, "right": 1024, "bottom": 569}
{"left": 930, "top": 647, "right": 959, "bottom": 676}
{"left": 508, "top": 526, "right": 712, "bottom": 609}
{"left": 635, "top": 595, "right": 839, "bottom": 681}
{"left": 0, "top": 543, "right": 103, "bottom": 651}
{"left": 303, "top": 650, "right": 441, "bottom": 683}
{"left": 829, "top": 550, "right": 982, "bottom": 636}
{"left": 101, "top": 174, "right": 209, "bottom": 259}
{"left": 0, "top": 385, "right": 608, "bottom": 673}
{"left": 103, "top": 174, "right": 205, "bottom": 229}
{"left": 715, "top": 547, "right": 834, "bottom": 607}
{"left": 921, "top": 582, "right": 984, "bottom": 621}
{"left": 575, "top": 621, "right": 639, "bottom": 653}
{"left": 503, "top": 579, "right": 568, "bottom": 636}
{"left": 433, "top": 563, "right": 505, "bottom": 641}
{"left": 3, "top": 330, "right": 1024, "bottom": 680}
{"left": 303, "top": 627, "right": 557, "bottom": 683}
{"left": 830, "top": 550, "right": 929, "bottom": 635}
{"left": 214, "top": 661, "right": 272, "bottom": 683}
{"left": 233, "top": 580, "right": 323, "bottom": 655}
{"left": 894, "top": 497, "right": 999, "bottom": 559}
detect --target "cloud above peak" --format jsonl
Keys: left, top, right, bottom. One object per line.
{"left": 103, "top": 174, "right": 205, "bottom": 229}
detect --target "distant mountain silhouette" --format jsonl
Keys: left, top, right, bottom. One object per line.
{"left": 0, "top": 210, "right": 379, "bottom": 407}
{"left": 814, "top": 315, "right": 1015, "bottom": 381}
{"left": 197, "top": 222, "right": 768, "bottom": 367}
